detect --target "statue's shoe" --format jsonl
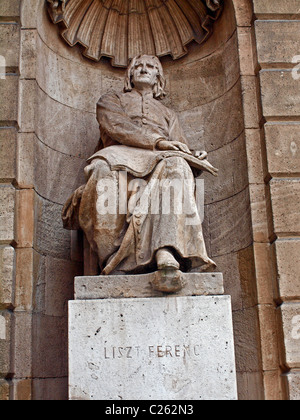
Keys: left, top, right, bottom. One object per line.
{"left": 156, "top": 248, "right": 180, "bottom": 270}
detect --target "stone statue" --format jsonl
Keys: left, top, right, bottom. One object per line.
{"left": 62, "top": 55, "right": 218, "bottom": 292}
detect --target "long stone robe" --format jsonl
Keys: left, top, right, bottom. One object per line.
{"left": 63, "top": 89, "right": 216, "bottom": 274}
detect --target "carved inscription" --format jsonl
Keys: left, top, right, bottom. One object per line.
{"left": 103, "top": 344, "right": 201, "bottom": 360}
{"left": 104, "top": 346, "right": 140, "bottom": 360}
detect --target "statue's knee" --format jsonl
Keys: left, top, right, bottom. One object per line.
{"left": 164, "top": 156, "right": 191, "bottom": 176}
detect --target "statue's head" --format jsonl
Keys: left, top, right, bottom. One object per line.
{"left": 124, "top": 55, "right": 166, "bottom": 99}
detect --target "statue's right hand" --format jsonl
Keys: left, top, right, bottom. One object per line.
{"left": 157, "top": 140, "right": 176, "bottom": 151}
{"left": 157, "top": 140, "right": 192, "bottom": 155}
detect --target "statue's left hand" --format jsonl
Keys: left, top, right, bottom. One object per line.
{"left": 193, "top": 150, "right": 208, "bottom": 160}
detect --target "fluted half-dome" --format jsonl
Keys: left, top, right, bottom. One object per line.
{"left": 46, "top": 0, "right": 223, "bottom": 67}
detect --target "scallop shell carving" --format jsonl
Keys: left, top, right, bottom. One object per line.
{"left": 46, "top": 0, "right": 223, "bottom": 67}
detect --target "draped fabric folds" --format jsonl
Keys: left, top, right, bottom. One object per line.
{"left": 46, "top": 0, "right": 223, "bottom": 67}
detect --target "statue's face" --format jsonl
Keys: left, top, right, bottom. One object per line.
{"left": 132, "top": 57, "right": 158, "bottom": 89}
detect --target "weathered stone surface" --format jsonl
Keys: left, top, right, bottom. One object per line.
{"left": 0, "top": 186, "right": 15, "bottom": 243}
{"left": 253, "top": 0, "right": 300, "bottom": 15}
{"left": 237, "top": 27, "right": 257, "bottom": 76}
{"left": 203, "top": 132, "right": 248, "bottom": 205}
{"left": 13, "top": 312, "right": 32, "bottom": 379}
{"left": 69, "top": 296, "right": 237, "bottom": 400}
{"left": 168, "top": 33, "right": 240, "bottom": 112}
{"left": 255, "top": 21, "right": 300, "bottom": 64}
{"left": 270, "top": 179, "right": 300, "bottom": 235}
{"left": 34, "top": 194, "right": 71, "bottom": 260}
{"left": 241, "top": 75, "right": 262, "bottom": 129}
{"left": 253, "top": 242, "right": 274, "bottom": 304}
{"left": 45, "top": 256, "right": 81, "bottom": 317}
{"left": 281, "top": 303, "right": 300, "bottom": 369}
{"left": 20, "top": 29, "right": 37, "bottom": 79}
{"left": 273, "top": 239, "right": 300, "bottom": 301}
{"left": 237, "top": 246, "right": 258, "bottom": 309}
{"left": 0, "top": 76, "right": 18, "bottom": 121}
{"left": 178, "top": 82, "right": 244, "bottom": 152}
{"left": 75, "top": 272, "right": 224, "bottom": 300}
{"left": 36, "top": 34, "right": 105, "bottom": 113}
{"left": 237, "top": 371, "right": 264, "bottom": 401}
{"left": 207, "top": 188, "right": 252, "bottom": 257}
{"left": 245, "top": 128, "right": 265, "bottom": 184}
{"left": 32, "top": 377, "right": 68, "bottom": 401}
{"left": 0, "top": 0, "right": 20, "bottom": 16}
{"left": 32, "top": 313, "right": 68, "bottom": 378}
{"left": 232, "top": 306, "right": 261, "bottom": 373}
{"left": 21, "top": 0, "right": 41, "bottom": 29}
{"left": 260, "top": 70, "right": 300, "bottom": 118}
{"left": 249, "top": 183, "right": 269, "bottom": 243}
{"left": 0, "top": 23, "right": 19, "bottom": 67}
{"left": 263, "top": 369, "right": 286, "bottom": 401}
{"left": 209, "top": 246, "right": 259, "bottom": 313}
{"left": 35, "top": 138, "right": 86, "bottom": 205}
{"left": 35, "top": 86, "right": 99, "bottom": 159}
{"left": 0, "top": 379, "right": 10, "bottom": 400}
{"left": 11, "top": 379, "right": 32, "bottom": 401}
{"left": 0, "top": 128, "right": 16, "bottom": 181}
{"left": 16, "top": 133, "right": 34, "bottom": 188}
{"left": 232, "top": 0, "right": 253, "bottom": 27}
{"left": 15, "top": 189, "right": 34, "bottom": 248}
{"left": 15, "top": 248, "right": 33, "bottom": 311}
{"left": 0, "top": 312, "right": 7, "bottom": 341}
{"left": 264, "top": 123, "right": 300, "bottom": 176}
{"left": 212, "top": 251, "right": 243, "bottom": 311}
{"left": 287, "top": 371, "right": 300, "bottom": 400}
{"left": 257, "top": 304, "right": 280, "bottom": 371}
{"left": 0, "top": 246, "right": 15, "bottom": 309}
{"left": 0, "top": 310, "right": 12, "bottom": 377}
{"left": 18, "top": 79, "right": 36, "bottom": 132}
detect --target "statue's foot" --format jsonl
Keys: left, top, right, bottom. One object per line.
{"left": 151, "top": 269, "right": 183, "bottom": 293}
{"left": 153, "top": 250, "right": 182, "bottom": 293}
{"left": 156, "top": 248, "right": 180, "bottom": 270}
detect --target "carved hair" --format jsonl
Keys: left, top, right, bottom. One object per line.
{"left": 124, "top": 55, "right": 166, "bottom": 99}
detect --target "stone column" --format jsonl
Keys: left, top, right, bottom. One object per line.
{"left": 69, "top": 273, "right": 238, "bottom": 400}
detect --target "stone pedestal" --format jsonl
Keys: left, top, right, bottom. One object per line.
{"left": 69, "top": 273, "right": 237, "bottom": 400}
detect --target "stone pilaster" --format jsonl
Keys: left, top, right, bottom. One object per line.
{"left": 254, "top": 0, "right": 300, "bottom": 400}
{"left": 0, "top": 0, "right": 20, "bottom": 400}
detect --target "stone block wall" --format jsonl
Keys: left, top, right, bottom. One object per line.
{"left": 0, "top": 0, "right": 83, "bottom": 399}
{"left": 0, "top": 0, "right": 20, "bottom": 400}
{"left": 254, "top": 0, "right": 300, "bottom": 400}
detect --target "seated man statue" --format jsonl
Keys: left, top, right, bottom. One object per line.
{"left": 62, "top": 55, "right": 218, "bottom": 292}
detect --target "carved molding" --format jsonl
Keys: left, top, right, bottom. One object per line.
{"left": 46, "top": 0, "right": 223, "bottom": 67}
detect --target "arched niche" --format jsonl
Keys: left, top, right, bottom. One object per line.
{"left": 30, "top": 0, "right": 261, "bottom": 399}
